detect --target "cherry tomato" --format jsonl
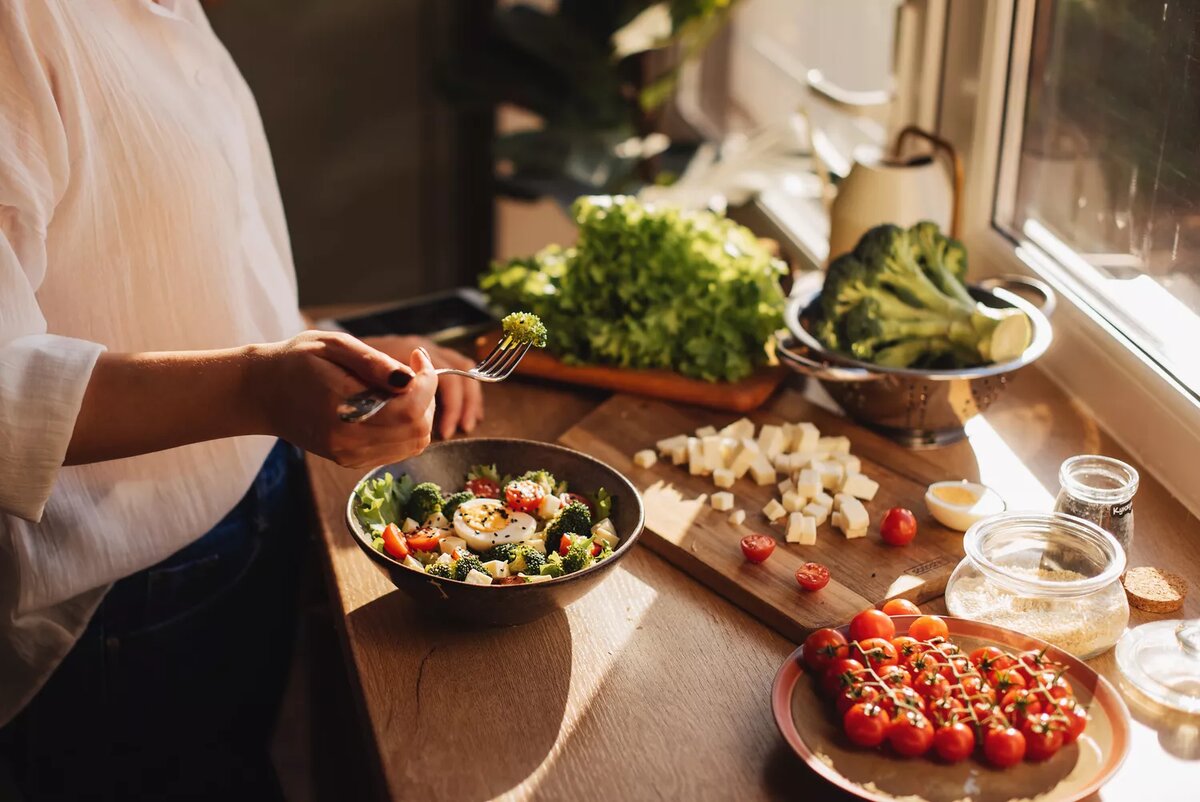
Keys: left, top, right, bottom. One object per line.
{"left": 849, "top": 609, "right": 896, "bottom": 642}
{"left": 465, "top": 477, "right": 500, "bottom": 499}
{"left": 504, "top": 479, "right": 545, "bottom": 513}
{"left": 880, "top": 507, "right": 918, "bottom": 546}
{"left": 970, "top": 646, "right": 1013, "bottom": 674}
{"left": 887, "top": 709, "right": 934, "bottom": 757}
{"left": 740, "top": 534, "right": 776, "bottom": 564}
{"left": 850, "top": 637, "right": 899, "bottom": 671}
{"left": 877, "top": 686, "right": 927, "bottom": 718}
{"left": 927, "top": 696, "right": 966, "bottom": 726}
{"left": 1001, "top": 688, "right": 1044, "bottom": 727}
{"left": 906, "top": 649, "right": 944, "bottom": 675}
{"left": 951, "top": 675, "right": 992, "bottom": 705}
{"left": 796, "top": 562, "right": 830, "bottom": 591}
{"left": 1033, "top": 670, "right": 1075, "bottom": 701}
{"left": 836, "top": 683, "right": 883, "bottom": 716}
{"left": 803, "top": 628, "right": 849, "bottom": 674}
{"left": 405, "top": 526, "right": 442, "bottom": 552}
{"left": 1021, "top": 713, "right": 1064, "bottom": 761}
{"left": 882, "top": 598, "right": 921, "bottom": 616}
{"left": 559, "top": 491, "right": 593, "bottom": 513}
{"left": 984, "top": 726, "right": 1027, "bottom": 768}
{"left": 1014, "top": 649, "right": 1057, "bottom": 684}
{"left": 844, "top": 702, "right": 891, "bottom": 748}
{"left": 937, "top": 655, "right": 974, "bottom": 683}
{"left": 1052, "top": 697, "right": 1088, "bottom": 744}
{"left": 891, "top": 636, "right": 926, "bottom": 662}
{"left": 970, "top": 698, "right": 1001, "bottom": 727}
{"left": 876, "top": 665, "right": 912, "bottom": 689}
{"left": 912, "top": 669, "right": 952, "bottom": 701}
{"left": 909, "top": 615, "right": 950, "bottom": 642}
{"left": 822, "top": 658, "right": 866, "bottom": 697}
{"left": 989, "top": 667, "right": 1027, "bottom": 697}
{"left": 933, "top": 722, "right": 976, "bottom": 763}
{"left": 381, "top": 523, "right": 409, "bottom": 559}
{"left": 558, "top": 534, "right": 573, "bottom": 556}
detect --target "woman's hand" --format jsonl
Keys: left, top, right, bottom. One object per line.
{"left": 363, "top": 336, "right": 484, "bottom": 439}
{"left": 250, "top": 331, "right": 438, "bottom": 468}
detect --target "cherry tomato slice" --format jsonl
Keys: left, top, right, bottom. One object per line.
{"left": 984, "top": 726, "right": 1027, "bottom": 768}
{"left": 882, "top": 598, "right": 921, "bottom": 616}
{"left": 796, "top": 562, "right": 830, "bottom": 591}
{"left": 504, "top": 479, "right": 545, "bottom": 513}
{"left": 909, "top": 615, "right": 950, "bottom": 642}
{"left": 849, "top": 609, "right": 896, "bottom": 641}
{"left": 803, "top": 628, "right": 848, "bottom": 674}
{"left": 405, "top": 526, "right": 442, "bottom": 552}
{"left": 844, "top": 702, "right": 891, "bottom": 748}
{"left": 465, "top": 477, "right": 500, "bottom": 499}
{"left": 933, "top": 721, "right": 976, "bottom": 763}
{"left": 880, "top": 507, "right": 918, "bottom": 546}
{"left": 381, "top": 523, "right": 409, "bottom": 560}
{"left": 741, "top": 534, "right": 777, "bottom": 564}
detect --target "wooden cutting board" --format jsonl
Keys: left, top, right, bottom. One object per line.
{"left": 475, "top": 333, "right": 786, "bottom": 413}
{"left": 558, "top": 391, "right": 967, "bottom": 643}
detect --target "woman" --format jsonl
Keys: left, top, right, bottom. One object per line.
{"left": 0, "top": 1, "right": 481, "bottom": 797}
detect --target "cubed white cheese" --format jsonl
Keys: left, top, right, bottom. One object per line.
{"left": 762, "top": 498, "right": 787, "bottom": 522}
{"left": 749, "top": 455, "right": 777, "bottom": 486}
{"left": 403, "top": 555, "right": 425, "bottom": 571}
{"left": 713, "top": 468, "right": 735, "bottom": 489}
{"left": 782, "top": 489, "right": 807, "bottom": 513}
{"left": 757, "top": 424, "right": 787, "bottom": 460}
{"left": 428, "top": 512, "right": 451, "bottom": 530}
{"left": 795, "top": 468, "right": 822, "bottom": 497}
{"left": 814, "top": 460, "right": 844, "bottom": 490}
{"left": 812, "top": 491, "right": 835, "bottom": 511}
{"left": 710, "top": 492, "right": 734, "bottom": 512}
{"left": 840, "top": 496, "right": 870, "bottom": 531}
{"left": 719, "top": 437, "right": 740, "bottom": 464}
{"left": 841, "top": 473, "right": 879, "bottom": 501}
{"left": 687, "top": 437, "right": 707, "bottom": 476}
{"left": 524, "top": 574, "right": 552, "bottom": 583}
{"left": 771, "top": 452, "right": 793, "bottom": 472}
{"left": 695, "top": 425, "right": 718, "bottom": 438}
{"left": 696, "top": 493, "right": 708, "bottom": 506}
{"left": 591, "top": 523, "right": 619, "bottom": 549}
{"left": 720, "top": 417, "right": 756, "bottom": 440}
{"left": 777, "top": 477, "right": 795, "bottom": 496}
{"left": 818, "top": 435, "right": 851, "bottom": 454}
{"left": 464, "top": 569, "right": 493, "bottom": 585}
{"left": 401, "top": 517, "right": 421, "bottom": 534}
{"left": 786, "top": 513, "right": 817, "bottom": 545}
{"left": 438, "top": 536, "right": 467, "bottom": 555}
{"left": 436, "top": 552, "right": 453, "bottom": 565}
{"left": 668, "top": 443, "right": 688, "bottom": 465}
{"left": 656, "top": 433, "right": 688, "bottom": 454}
{"left": 522, "top": 538, "right": 546, "bottom": 555}
{"left": 842, "top": 526, "right": 868, "bottom": 540}
{"left": 728, "top": 509, "right": 746, "bottom": 526}
{"left": 792, "top": 422, "right": 820, "bottom": 453}
{"left": 834, "top": 453, "right": 862, "bottom": 476}
{"left": 482, "top": 559, "right": 510, "bottom": 578}
{"left": 802, "top": 502, "right": 829, "bottom": 527}
{"left": 789, "top": 452, "right": 818, "bottom": 472}
{"left": 633, "top": 449, "right": 658, "bottom": 469}
{"left": 831, "top": 511, "right": 844, "bottom": 529}
{"left": 729, "top": 438, "right": 760, "bottom": 479}
{"left": 833, "top": 492, "right": 850, "bottom": 510}
{"left": 538, "top": 492, "right": 562, "bottom": 520}
{"left": 701, "top": 435, "right": 724, "bottom": 472}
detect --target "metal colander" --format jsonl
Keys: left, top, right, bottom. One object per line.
{"left": 777, "top": 271, "right": 1055, "bottom": 448}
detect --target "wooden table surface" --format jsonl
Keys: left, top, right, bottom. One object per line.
{"left": 305, "top": 366, "right": 1200, "bottom": 801}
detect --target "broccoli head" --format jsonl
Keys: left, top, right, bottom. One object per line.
{"left": 561, "top": 536, "right": 596, "bottom": 574}
{"left": 512, "top": 546, "right": 547, "bottom": 576}
{"left": 545, "top": 501, "right": 592, "bottom": 546}
{"left": 453, "top": 553, "right": 487, "bottom": 581}
{"left": 500, "top": 311, "right": 548, "bottom": 348}
{"left": 441, "top": 490, "right": 474, "bottom": 519}
{"left": 595, "top": 542, "right": 614, "bottom": 562}
{"left": 540, "top": 552, "right": 566, "bottom": 578}
{"left": 407, "top": 482, "right": 443, "bottom": 524}
{"left": 815, "top": 222, "right": 1032, "bottom": 368}
{"left": 484, "top": 543, "right": 521, "bottom": 563}
{"left": 425, "top": 562, "right": 453, "bottom": 579}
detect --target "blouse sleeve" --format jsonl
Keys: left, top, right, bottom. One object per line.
{"left": 0, "top": 5, "right": 105, "bottom": 522}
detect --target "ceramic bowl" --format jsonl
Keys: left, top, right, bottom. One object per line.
{"left": 345, "top": 438, "right": 645, "bottom": 627}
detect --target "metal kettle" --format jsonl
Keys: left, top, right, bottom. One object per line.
{"left": 827, "top": 126, "right": 962, "bottom": 262}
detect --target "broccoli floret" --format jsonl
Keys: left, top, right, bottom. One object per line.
{"left": 453, "top": 553, "right": 487, "bottom": 581}
{"left": 500, "top": 311, "right": 548, "bottom": 348}
{"left": 442, "top": 490, "right": 474, "bottom": 519}
{"left": 545, "top": 501, "right": 592, "bottom": 546}
{"left": 595, "top": 542, "right": 614, "bottom": 562}
{"left": 407, "top": 482, "right": 443, "bottom": 524}
{"left": 561, "top": 536, "right": 596, "bottom": 574}
{"left": 513, "top": 546, "right": 547, "bottom": 575}
{"left": 425, "top": 562, "right": 453, "bottom": 578}
{"left": 815, "top": 223, "right": 1032, "bottom": 368}
{"left": 509, "top": 469, "right": 557, "bottom": 496}
{"left": 484, "top": 543, "right": 521, "bottom": 563}
{"left": 540, "top": 552, "right": 565, "bottom": 578}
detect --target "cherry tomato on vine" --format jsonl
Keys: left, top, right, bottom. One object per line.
{"left": 909, "top": 615, "right": 950, "bottom": 642}
{"left": 822, "top": 658, "right": 866, "bottom": 697}
{"left": 844, "top": 702, "right": 891, "bottom": 748}
{"left": 1033, "top": 670, "right": 1075, "bottom": 701}
{"left": 984, "top": 726, "right": 1027, "bottom": 768}
{"left": 836, "top": 683, "right": 883, "bottom": 717}
{"left": 1052, "top": 698, "right": 1088, "bottom": 744}
{"left": 802, "top": 628, "right": 848, "bottom": 673}
{"left": 891, "top": 636, "right": 925, "bottom": 662}
{"left": 933, "top": 722, "right": 976, "bottom": 763}
{"left": 465, "top": 477, "right": 500, "bottom": 498}
{"left": 970, "top": 645, "right": 1013, "bottom": 674}
{"left": 796, "top": 562, "right": 830, "bottom": 591}
{"left": 740, "top": 534, "right": 776, "bottom": 564}
{"left": 850, "top": 637, "right": 899, "bottom": 671}
{"left": 887, "top": 709, "right": 935, "bottom": 757}
{"left": 1001, "top": 688, "right": 1044, "bottom": 727}
{"left": 882, "top": 598, "right": 921, "bottom": 616}
{"left": 849, "top": 609, "right": 896, "bottom": 641}
{"left": 880, "top": 507, "right": 918, "bottom": 546}
{"left": 1021, "top": 714, "right": 1064, "bottom": 761}
{"left": 912, "top": 670, "right": 952, "bottom": 701}
{"left": 927, "top": 696, "right": 966, "bottom": 726}
{"left": 877, "top": 686, "right": 927, "bottom": 718}
{"left": 989, "top": 667, "right": 1027, "bottom": 697}
{"left": 876, "top": 664, "right": 912, "bottom": 689}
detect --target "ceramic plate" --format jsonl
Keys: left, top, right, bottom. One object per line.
{"left": 772, "top": 615, "right": 1131, "bottom": 802}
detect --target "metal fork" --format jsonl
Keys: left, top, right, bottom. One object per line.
{"left": 336, "top": 339, "right": 533, "bottom": 423}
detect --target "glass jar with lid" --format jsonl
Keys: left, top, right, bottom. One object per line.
{"left": 1053, "top": 455, "right": 1138, "bottom": 556}
{"left": 945, "top": 512, "right": 1129, "bottom": 659}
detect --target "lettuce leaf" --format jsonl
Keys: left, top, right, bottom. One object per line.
{"left": 354, "top": 472, "right": 415, "bottom": 534}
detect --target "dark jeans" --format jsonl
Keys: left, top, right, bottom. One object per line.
{"left": 2, "top": 440, "right": 308, "bottom": 801}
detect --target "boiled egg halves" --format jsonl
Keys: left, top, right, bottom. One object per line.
{"left": 452, "top": 498, "right": 536, "bottom": 551}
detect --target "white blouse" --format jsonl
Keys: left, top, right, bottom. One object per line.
{"left": 0, "top": 0, "right": 305, "bottom": 723}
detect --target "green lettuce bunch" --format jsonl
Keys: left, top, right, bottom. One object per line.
{"left": 480, "top": 196, "right": 786, "bottom": 382}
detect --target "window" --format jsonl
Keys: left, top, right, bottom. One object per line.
{"left": 994, "top": 0, "right": 1200, "bottom": 396}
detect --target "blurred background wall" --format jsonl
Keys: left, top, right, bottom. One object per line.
{"left": 206, "top": 0, "right": 493, "bottom": 307}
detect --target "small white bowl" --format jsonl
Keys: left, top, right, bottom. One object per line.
{"left": 924, "top": 480, "right": 1006, "bottom": 531}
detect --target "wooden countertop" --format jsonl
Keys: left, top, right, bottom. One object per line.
{"left": 305, "top": 366, "right": 1200, "bottom": 801}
